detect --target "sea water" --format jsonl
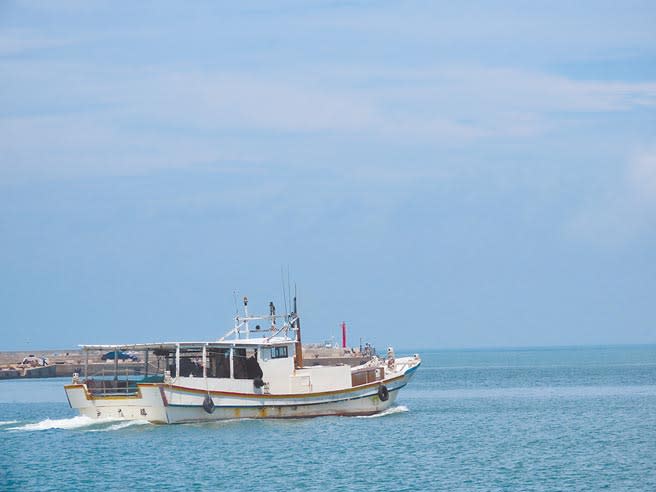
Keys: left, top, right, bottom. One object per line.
{"left": 1, "top": 345, "right": 655, "bottom": 491}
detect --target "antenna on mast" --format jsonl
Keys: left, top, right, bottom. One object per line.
{"left": 243, "top": 296, "right": 249, "bottom": 339}
{"left": 232, "top": 291, "right": 239, "bottom": 315}
{"left": 280, "top": 266, "right": 289, "bottom": 316}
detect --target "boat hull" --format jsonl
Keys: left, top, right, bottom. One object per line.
{"left": 65, "top": 365, "right": 417, "bottom": 424}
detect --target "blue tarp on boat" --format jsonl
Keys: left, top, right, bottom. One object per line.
{"left": 100, "top": 351, "right": 138, "bottom": 361}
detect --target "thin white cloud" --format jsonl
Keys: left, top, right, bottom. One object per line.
{"left": 2, "top": 60, "right": 656, "bottom": 181}
{"left": 145, "top": 66, "right": 656, "bottom": 134}
{"left": 0, "top": 113, "right": 243, "bottom": 179}
{"left": 12, "top": 0, "right": 109, "bottom": 12}
{"left": 368, "top": 66, "right": 656, "bottom": 112}
{"left": 0, "top": 29, "right": 73, "bottom": 56}
{"left": 628, "top": 148, "right": 656, "bottom": 201}
{"left": 566, "top": 146, "right": 656, "bottom": 243}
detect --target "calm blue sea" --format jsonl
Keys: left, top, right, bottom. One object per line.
{"left": 1, "top": 345, "right": 655, "bottom": 491}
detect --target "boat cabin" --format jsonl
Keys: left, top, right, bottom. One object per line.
{"left": 78, "top": 338, "right": 299, "bottom": 395}
{"left": 79, "top": 335, "right": 361, "bottom": 397}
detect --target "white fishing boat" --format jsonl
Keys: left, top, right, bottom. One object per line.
{"left": 65, "top": 296, "right": 421, "bottom": 424}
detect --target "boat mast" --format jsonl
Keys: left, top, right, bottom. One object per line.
{"left": 243, "top": 296, "right": 250, "bottom": 339}
{"left": 293, "top": 295, "right": 303, "bottom": 368}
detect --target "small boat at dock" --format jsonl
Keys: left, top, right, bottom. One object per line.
{"left": 65, "top": 296, "right": 421, "bottom": 424}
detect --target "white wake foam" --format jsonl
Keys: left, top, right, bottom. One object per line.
{"left": 0, "top": 420, "right": 19, "bottom": 426}
{"left": 356, "top": 405, "right": 409, "bottom": 418}
{"left": 8, "top": 415, "right": 121, "bottom": 431}
{"left": 87, "top": 419, "right": 151, "bottom": 432}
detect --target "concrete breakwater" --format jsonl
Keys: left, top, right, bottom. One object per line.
{"left": 0, "top": 365, "right": 58, "bottom": 379}
{"left": 0, "top": 349, "right": 83, "bottom": 380}
{"left": 1, "top": 349, "right": 170, "bottom": 380}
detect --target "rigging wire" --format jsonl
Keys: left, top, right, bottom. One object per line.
{"left": 287, "top": 266, "right": 292, "bottom": 313}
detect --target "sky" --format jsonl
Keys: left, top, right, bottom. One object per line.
{"left": 1, "top": 1, "right": 655, "bottom": 351}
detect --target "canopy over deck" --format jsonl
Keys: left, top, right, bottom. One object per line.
{"left": 79, "top": 336, "right": 294, "bottom": 352}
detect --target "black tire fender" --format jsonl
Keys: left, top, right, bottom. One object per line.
{"left": 378, "top": 384, "right": 389, "bottom": 402}
{"left": 202, "top": 394, "right": 215, "bottom": 414}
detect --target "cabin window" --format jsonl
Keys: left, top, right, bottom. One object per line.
{"left": 271, "top": 346, "right": 288, "bottom": 359}
{"left": 178, "top": 350, "right": 203, "bottom": 377}
{"left": 208, "top": 348, "right": 230, "bottom": 378}
{"left": 232, "top": 348, "right": 248, "bottom": 379}
{"left": 233, "top": 348, "right": 263, "bottom": 380}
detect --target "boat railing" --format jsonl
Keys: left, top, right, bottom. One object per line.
{"left": 85, "top": 360, "right": 161, "bottom": 378}
{"left": 84, "top": 368, "right": 165, "bottom": 396}
{"left": 391, "top": 356, "right": 420, "bottom": 374}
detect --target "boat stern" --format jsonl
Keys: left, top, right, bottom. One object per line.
{"left": 65, "top": 382, "right": 169, "bottom": 423}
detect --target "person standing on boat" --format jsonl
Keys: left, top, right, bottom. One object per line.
{"left": 246, "top": 350, "right": 263, "bottom": 379}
